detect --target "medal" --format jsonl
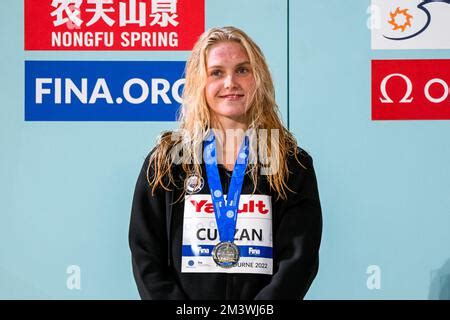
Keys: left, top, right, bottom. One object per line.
{"left": 203, "top": 131, "right": 249, "bottom": 268}
{"left": 212, "top": 241, "right": 240, "bottom": 268}
{"left": 185, "top": 174, "right": 204, "bottom": 194}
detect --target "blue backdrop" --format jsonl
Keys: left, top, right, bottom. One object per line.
{"left": 0, "top": 0, "right": 449, "bottom": 299}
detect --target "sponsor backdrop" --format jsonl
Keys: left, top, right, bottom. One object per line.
{"left": 0, "top": 0, "right": 449, "bottom": 299}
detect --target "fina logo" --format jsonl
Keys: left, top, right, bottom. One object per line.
{"left": 384, "top": 0, "right": 450, "bottom": 40}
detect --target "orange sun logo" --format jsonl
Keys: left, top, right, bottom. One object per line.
{"left": 388, "top": 7, "right": 413, "bottom": 32}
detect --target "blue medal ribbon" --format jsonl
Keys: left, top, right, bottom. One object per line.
{"left": 203, "top": 132, "right": 249, "bottom": 243}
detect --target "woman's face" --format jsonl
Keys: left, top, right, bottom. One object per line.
{"left": 205, "top": 41, "right": 256, "bottom": 124}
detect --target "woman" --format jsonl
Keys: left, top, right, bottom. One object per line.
{"left": 129, "top": 26, "right": 322, "bottom": 300}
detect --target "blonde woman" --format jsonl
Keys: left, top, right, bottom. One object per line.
{"left": 129, "top": 26, "right": 322, "bottom": 300}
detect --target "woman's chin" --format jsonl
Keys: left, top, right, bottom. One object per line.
{"left": 218, "top": 113, "right": 247, "bottom": 123}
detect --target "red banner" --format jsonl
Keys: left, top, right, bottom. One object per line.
{"left": 372, "top": 59, "right": 450, "bottom": 120}
{"left": 25, "top": 0, "right": 204, "bottom": 50}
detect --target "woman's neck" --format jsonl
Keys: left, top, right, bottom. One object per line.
{"left": 211, "top": 114, "right": 248, "bottom": 132}
{"left": 211, "top": 116, "right": 248, "bottom": 171}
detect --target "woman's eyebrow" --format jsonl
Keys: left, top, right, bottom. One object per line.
{"left": 207, "top": 61, "right": 251, "bottom": 69}
{"left": 235, "top": 61, "right": 251, "bottom": 67}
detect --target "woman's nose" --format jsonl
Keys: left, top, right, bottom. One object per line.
{"left": 224, "top": 74, "right": 237, "bottom": 89}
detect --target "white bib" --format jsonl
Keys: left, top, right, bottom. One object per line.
{"left": 181, "top": 194, "right": 273, "bottom": 274}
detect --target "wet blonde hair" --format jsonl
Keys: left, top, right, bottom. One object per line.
{"left": 147, "top": 26, "right": 303, "bottom": 200}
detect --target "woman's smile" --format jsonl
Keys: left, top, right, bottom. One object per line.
{"left": 218, "top": 93, "right": 245, "bottom": 101}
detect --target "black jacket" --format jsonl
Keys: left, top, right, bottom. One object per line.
{"left": 129, "top": 147, "right": 322, "bottom": 300}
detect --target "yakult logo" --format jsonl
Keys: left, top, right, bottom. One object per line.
{"left": 372, "top": 59, "right": 450, "bottom": 120}
{"left": 184, "top": 194, "right": 272, "bottom": 219}
{"left": 25, "top": 0, "right": 205, "bottom": 50}
{"left": 190, "top": 199, "right": 269, "bottom": 215}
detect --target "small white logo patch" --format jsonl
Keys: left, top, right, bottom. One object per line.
{"left": 185, "top": 174, "right": 204, "bottom": 194}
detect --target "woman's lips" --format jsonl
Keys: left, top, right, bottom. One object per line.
{"left": 219, "top": 94, "right": 244, "bottom": 101}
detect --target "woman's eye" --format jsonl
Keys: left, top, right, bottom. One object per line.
{"left": 237, "top": 67, "right": 249, "bottom": 74}
{"left": 210, "top": 70, "right": 222, "bottom": 77}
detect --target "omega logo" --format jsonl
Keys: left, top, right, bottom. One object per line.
{"left": 380, "top": 73, "right": 449, "bottom": 104}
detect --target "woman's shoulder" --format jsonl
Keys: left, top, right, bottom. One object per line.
{"left": 145, "top": 130, "right": 179, "bottom": 156}
{"left": 141, "top": 130, "right": 182, "bottom": 174}
{"left": 140, "top": 130, "right": 186, "bottom": 189}
{"left": 287, "top": 146, "right": 314, "bottom": 172}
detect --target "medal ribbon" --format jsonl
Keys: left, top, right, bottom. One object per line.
{"left": 203, "top": 132, "right": 249, "bottom": 243}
